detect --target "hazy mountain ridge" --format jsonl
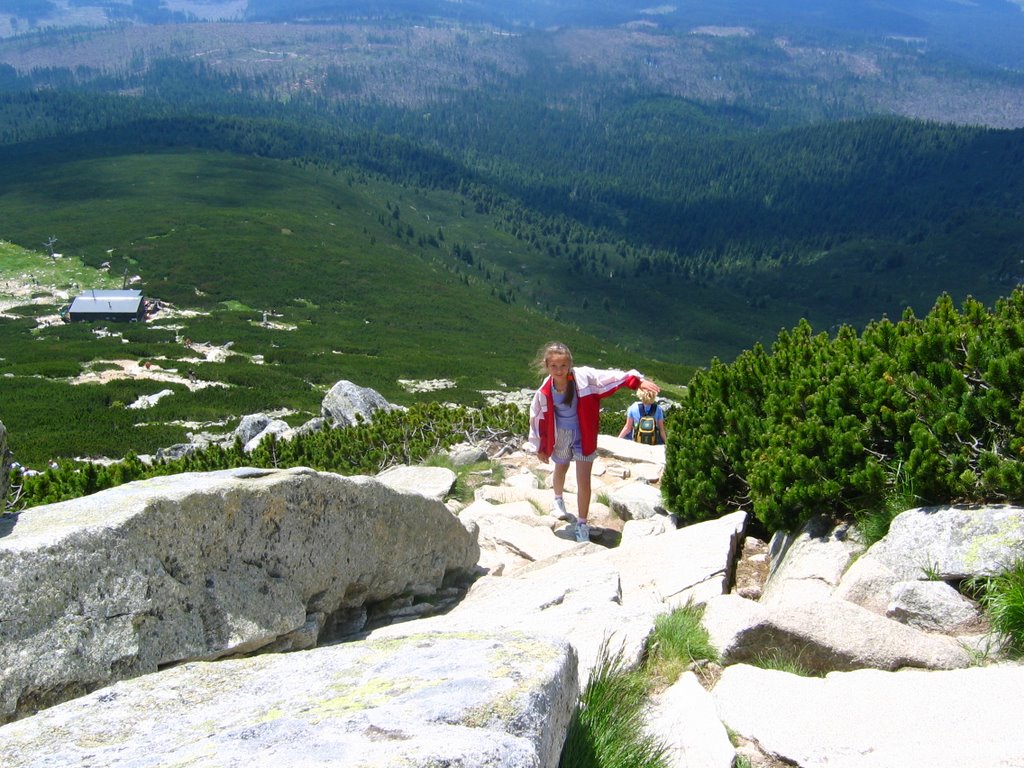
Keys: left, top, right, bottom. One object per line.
{"left": 2, "top": 15, "right": 1023, "bottom": 128}
{"left": 5, "top": 0, "right": 1024, "bottom": 73}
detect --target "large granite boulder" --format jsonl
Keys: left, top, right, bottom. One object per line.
{"left": 702, "top": 593, "right": 971, "bottom": 674}
{"left": 0, "top": 466, "right": 479, "bottom": 723}
{"left": 607, "top": 480, "right": 668, "bottom": 521}
{"left": 321, "top": 380, "right": 396, "bottom": 427}
{"left": 836, "top": 505, "right": 1024, "bottom": 617}
{"left": 234, "top": 412, "right": 273, "bottom": 444}
{"left": 0, "top": 630, "right": 576, "bottom": 768}
{"left": 377, "top": 464, "right": 456, "bottom": 502}
{"left": 761, "top": 515, "right": 866, "bottom": 606}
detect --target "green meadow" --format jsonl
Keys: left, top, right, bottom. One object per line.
{"left": 0, "top": 151, "right": 692, "bottom": 467}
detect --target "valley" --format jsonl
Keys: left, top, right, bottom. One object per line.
{"left": 2, "top": 3, "right": 1024, "bottom": 468}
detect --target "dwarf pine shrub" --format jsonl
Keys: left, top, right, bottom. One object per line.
{"left": 9, "top": 403, "right": 527, "bottom": 509}
{"left": 663, "top": 288, "right": 1024, "bottom": 534}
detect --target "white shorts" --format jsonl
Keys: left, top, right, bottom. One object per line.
{"left": 552, "top": 427, "right": 597, "bottom": 465}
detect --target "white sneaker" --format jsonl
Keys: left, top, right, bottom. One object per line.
{"left": 552, "top": 497, "right": 574, "bottom": 522}
{"left": 574, "top": 521, "right": 590, "bottom": 543}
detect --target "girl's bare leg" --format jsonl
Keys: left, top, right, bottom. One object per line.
{"left": 552, "top": 461, "right": 569, "bottom": 498}
{"left": 575, "top": 461, "right": 593, "bottom": 522}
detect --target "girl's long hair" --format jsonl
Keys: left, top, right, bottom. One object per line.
{"left": 534, "top": 341, "right": 575, "bottom": 406}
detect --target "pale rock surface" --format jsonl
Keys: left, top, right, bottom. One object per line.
{"left": 376, "top": 464, "right": 456, "bottom": 501}
{"left": 6, "top": 422, "right": 1024, "bottom": 767}
{"left": 702, "top": 593, "right": 971, "bottom": 673}
{"left": 597, "top": 433, "right": 666, "bottom": 465}
{"left": 629, "top": 461, "right": 666, "bottom": 484}
{"left": 645, "top": 672, "right": 735, "bottom": 768}
{"left": 608, "top": 480, "right": 668, "bottom": 520}
{"left": 126, "top": 387, "right": 175, "bottom": 409}
{"left": 447, "top": 443, "right": 488, "bottom": 466}
{"left": 370, "top": 511, "right": 747, "bottom": 689}
{"left": 234, "top": 412, "right": 272, "bottom": 444}
{"left": 714, "top": 663, "right": 1024, "bottom": 768}
{"left": 836, "top": 505, "right": 1024, "bottom": 616}
{"left": 458, "top": 499, "right": 573, "bottom": 576}
{"left": 620, "top": 514, "right": 677, "bottom": 542}
{"left": 459, "top": 498, "right": 556, "bottom": 530}
{"left": 504, "top": 470, "right": 542, "bottom": 491}
{"left": 242, "top": 418, "right": 290, "bottom": 452}
{"left": 371, "top": 557, "right": 650, "bottom": 689}
{"left": 320, "top": 379, "right": 396, "bottom": 427}
{"left": 597, "top": 510, "right": 747, "bottom": 610}
{"left": 475, "top": 483, "right": 553, "bottom": 508}
{"left": 835, "top": 507, "right": 1024, "bottom": 610}
{"left": 0, "top": 467, "right": 478, "bottom": 722}
{"left": 886, "top": 579, "right": 987, "bottom": 634}
{"left": 761, "top": 515, "right": 865, "bottom": 606}
{"left": 0, "top": 631, "right": 577, "bottom": 768}
{"left": 284, "top": 414, "right": 326, "bottom": 439}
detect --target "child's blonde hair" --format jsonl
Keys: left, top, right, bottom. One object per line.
{"left": 639, "top": 389, "right": 657, "bottom": 405}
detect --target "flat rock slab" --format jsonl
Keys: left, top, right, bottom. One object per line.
{"left": 714, "top": 662, "right": 1024, "bottom": 768}
{"left": 0, "top": 631, "right": 576, "bottom": 768}
{"left": 376, "top": 464, "right": 456, "bottom": 501}
{"left": 371, "top": 511, "right": 748, "bottom": 687}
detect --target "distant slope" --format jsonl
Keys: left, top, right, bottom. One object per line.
{"left": 0, "top": 154, "right": 692, "bottom": 467}
{"left": 1, "top": 82, "right": 1023, "bottom": 365}
{"left": 7, "top": 0, "right": 1024, "bottom": 71}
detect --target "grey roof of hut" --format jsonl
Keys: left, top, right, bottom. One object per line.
{"left": 67, "top": 289, "right": 144, "bottom": 318}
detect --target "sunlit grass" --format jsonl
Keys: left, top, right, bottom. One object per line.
{"left": 971, "top": 558, "right": 1024, "bottom": 658}
{"left": 560, "top": 642, "right": 668, "bottom": 768}
{"left": 644, "top": 602, "right": 719, "bottom": 688}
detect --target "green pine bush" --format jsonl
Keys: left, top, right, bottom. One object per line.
{"left": 663, "top": 288, "right": 1024, "bottom": 534}
{"left": 9, "top": 403, "right": 527, "bottom": 509}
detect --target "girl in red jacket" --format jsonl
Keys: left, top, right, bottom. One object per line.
{"left": 528, "top": 341, "right": 660, "bottom": 542}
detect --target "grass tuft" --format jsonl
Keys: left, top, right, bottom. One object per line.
{"left": 855, "top": 463, "right": 918, "bottom": 545}
{"left": 421, "top": 453, "right": 504, "bottom": 503}
{"left": 560, "top": 641, "right": 668, "bottom": 768}
{"left": 644, "top": 602, "right": 719, "bottom": 688}
{"left": 750, "top": 647, "right": 822, "bottom": 677}
{"left": 970, "top": 558, "right": 1024, "bottom": 658}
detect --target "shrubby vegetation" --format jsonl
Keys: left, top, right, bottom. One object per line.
{"left": 8, "top": 402, "right": 527, "bottom": 509}
{"left": 663, "top": 288, "right": 1024, "bottom": 537}
{"left": 0, "top": 234, "right": 690, "bottom": 470}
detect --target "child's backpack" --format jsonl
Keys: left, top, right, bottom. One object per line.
{"left": 634, "top": 404, "right": 658, "bottom": 445}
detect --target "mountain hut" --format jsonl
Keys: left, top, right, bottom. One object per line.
{"left": 65, "top": 289, "right": 145, "bottom": 322}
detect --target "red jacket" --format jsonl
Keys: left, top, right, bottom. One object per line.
{"left": 528, "top": 366, "right": 644, "bottom": 457}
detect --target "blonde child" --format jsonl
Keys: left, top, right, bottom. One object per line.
{"left": 618, "top": 388, "right": 668, "bottom": 444}
{"left": 528, "top": 341, "right": 660, "bottom": 542}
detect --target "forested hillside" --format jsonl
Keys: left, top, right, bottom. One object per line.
{"left": 1, "top": 50, "right": 1022, "bottom": 363}
{"left": 2, "top": 7, "right": 1024, "bottom": 517}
